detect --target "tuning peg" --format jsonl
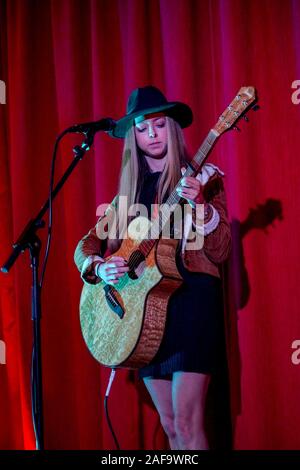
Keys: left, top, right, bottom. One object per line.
{"left": 232, "top": 125, "right": 241, "bottom": 131}
{"left": 243, "top": 114, "right": 249, "bottom": 122}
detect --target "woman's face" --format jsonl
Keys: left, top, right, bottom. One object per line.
{"left": 134, "top": 115, "right": 168, "bottom": 159}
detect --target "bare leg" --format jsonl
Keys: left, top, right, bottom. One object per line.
{"left": 172, "top": 371, "right": 211, "bottom": 450}
{"left": 143, "top": 377, "right": 178, "bottom": 449}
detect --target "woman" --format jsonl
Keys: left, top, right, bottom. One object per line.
{"left": 74, "top": 86, "right": 231, "bottom": 450}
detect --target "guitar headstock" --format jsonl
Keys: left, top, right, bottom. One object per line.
{"left": 213, "top": 86, "right": 257, "bottom": 135}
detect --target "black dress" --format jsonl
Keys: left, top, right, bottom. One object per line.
{"left": 138, "top": 170, "right": 224, "bottom": 379}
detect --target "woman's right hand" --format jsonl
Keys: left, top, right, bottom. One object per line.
{"left": 96, "top": 256, "right": 129, "bottom": 285}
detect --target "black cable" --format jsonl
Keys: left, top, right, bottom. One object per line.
{"left": 39, "top": 129, "right": 68, "bottom": 289}
{"left": 103, "top": 369, "right": 120, "bottom": 450}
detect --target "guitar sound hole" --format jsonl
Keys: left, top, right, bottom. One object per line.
{"left": 128, "top": 250, "right": 146, "bottom": 280}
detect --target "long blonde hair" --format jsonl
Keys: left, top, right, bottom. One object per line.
{"left": 109, "top": 116, "right": 188, "bottom": 247}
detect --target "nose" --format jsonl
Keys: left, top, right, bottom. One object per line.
{"left": 148, "top": 125, "right": 156, "bottom": 138}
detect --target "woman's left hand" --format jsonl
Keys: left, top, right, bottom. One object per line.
{"left": 176, "top": 167, "right": 204, "bottom": 206}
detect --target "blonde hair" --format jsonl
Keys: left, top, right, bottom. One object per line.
{"left": 109, "top": 116, "right": 188, "bottom": 247}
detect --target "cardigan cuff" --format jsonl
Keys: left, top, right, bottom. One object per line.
{"left": 81, "top": 254, "right": 104, "bottom": 285}
{"left": 193, "top": 204, "right": 220, "bottom": 236}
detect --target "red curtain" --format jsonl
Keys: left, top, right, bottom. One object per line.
{"left": 1, "top": 0, "right": 300, "bottom": 450}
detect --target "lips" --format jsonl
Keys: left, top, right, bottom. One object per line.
{"left": 148, "top": 142, "right": 161, "bottom": 146}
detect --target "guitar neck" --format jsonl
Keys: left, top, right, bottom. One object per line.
{"left": 139, "top": 129, "right": 219, "bottom": 257}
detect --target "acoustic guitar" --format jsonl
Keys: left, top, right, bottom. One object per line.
{"left": 79, "top": 87, "right": 257, "bottom": 369}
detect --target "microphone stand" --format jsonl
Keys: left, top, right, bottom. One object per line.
{"left": 1, "top": 129, "right": 96, "bottom": 450}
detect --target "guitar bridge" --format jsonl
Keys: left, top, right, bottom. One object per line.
{"left": 104, "top": 284, "right": 125, "bottom": 319}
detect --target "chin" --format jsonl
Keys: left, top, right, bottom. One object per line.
{"left": 146, "top": 146, "right": 167, "bottom": 159}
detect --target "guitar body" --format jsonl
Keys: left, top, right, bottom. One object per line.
{"left": 80, "top": 216, "right": 183, "bottom": 369}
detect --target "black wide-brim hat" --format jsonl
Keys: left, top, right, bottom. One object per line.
{"left": 110, "top": 85, "right": 193, "bottom": 138}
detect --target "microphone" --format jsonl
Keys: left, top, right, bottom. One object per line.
{"left": 65, "top": 117, "right": 116, "bottom": 134}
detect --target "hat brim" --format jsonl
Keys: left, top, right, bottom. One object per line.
{"left": 110, "top": 102, "right": 193, "bottom": 138}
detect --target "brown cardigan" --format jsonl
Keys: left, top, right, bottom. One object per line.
{"left": 74, "top": 174, "right": 231, "bottom": 282}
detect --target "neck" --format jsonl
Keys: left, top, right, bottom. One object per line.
{"left": 144, "top": 155, "right": 166, "bottom": 172}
